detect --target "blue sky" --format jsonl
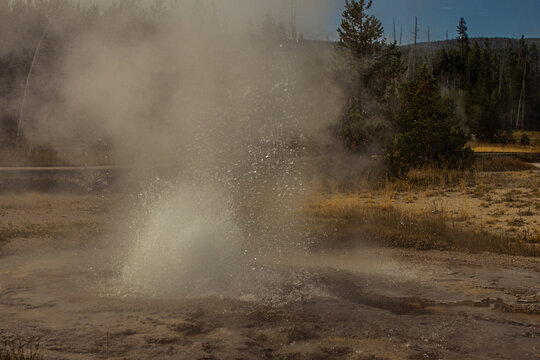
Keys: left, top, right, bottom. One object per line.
{"left": 81, "top": 0, "right": 540, "bottom": 43}
{"left": 305, "top": 0, "right": 540, "bottom": 43}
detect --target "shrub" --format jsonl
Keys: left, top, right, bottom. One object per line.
{"left": 520, "top": 133, "right": 531, "bottom": 146}
{"left": 493, "top": 130, "right": 516, "bottom": 144}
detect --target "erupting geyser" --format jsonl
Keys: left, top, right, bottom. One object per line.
{"left": 121, "top": 184, "right": 245, "bottom": 297}
{"left": 23, "top": 1, "right": 341, "bottom": 297}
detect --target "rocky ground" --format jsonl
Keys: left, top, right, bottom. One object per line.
{"left": 0, "top": 192, "right": 539, "bottom": 360}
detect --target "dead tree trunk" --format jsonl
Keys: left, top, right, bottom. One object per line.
{"left": 516, "top": 55, "right": 527, "bottom": 130}
{"left": 17, "top": 17, "right": 52, "bottom": 146}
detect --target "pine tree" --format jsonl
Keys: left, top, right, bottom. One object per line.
{"left": 337, "top": 0, "right": 384, "bottom": 57}
{"left": 389, "top": 65, "right": 473, "bottom": 173}
{"left": 335, "top": 0, "right": 403, "bottom": 154}
{"left": 457, "top": 17, "right": 469, "bottom": 58}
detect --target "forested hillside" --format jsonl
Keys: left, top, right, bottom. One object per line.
{"left": 401, "top": 34, "right": 540, "bottom": 135}
{"left": 0, "top": 0, "right": 538, "bottom": 172}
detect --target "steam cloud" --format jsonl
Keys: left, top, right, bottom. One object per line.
{"left": 23, "top": 0, "right": 344, "bottom": 296}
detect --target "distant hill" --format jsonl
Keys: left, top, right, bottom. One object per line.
{"left": 295, "top": 37, "right": 540, "bottom": 58}
{"left": 400, "top": 37, "right": 540, "bottom": 55}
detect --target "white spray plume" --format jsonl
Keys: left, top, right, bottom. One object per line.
{"left": 23, "top": 0, "right": 344, "bottom": 297}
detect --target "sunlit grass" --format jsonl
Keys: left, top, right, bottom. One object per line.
{"left": 470, "top": 143, "right": 540, "bottom": 153}
{"left": 308, "top": 193, "right": 540, "bottom": 257}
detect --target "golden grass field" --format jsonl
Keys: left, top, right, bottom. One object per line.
{"left": 470, "top": 143, "right": 540, "bottom": 153}
{"left": 469, "top": 131, "right": 540, "bottom": 153}
{"left": 0, "top": 192, "right": 118, "bottom": 246}
{"left": 308, "top": 167, "right": 540, "bottom": 256}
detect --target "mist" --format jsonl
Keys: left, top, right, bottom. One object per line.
{"left": 11, "top": 0, "right": 345, "bottom": 296}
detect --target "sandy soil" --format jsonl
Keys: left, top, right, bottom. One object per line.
{"left": 0, "top": 193, "right": 539, "bottom": 360}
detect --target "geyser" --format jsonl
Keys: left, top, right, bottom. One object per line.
{"left": 22, "top": 1, "right": 342, "bottom": 297}
{"left": 121, "top": 183, "right": 245, "bottom": 296}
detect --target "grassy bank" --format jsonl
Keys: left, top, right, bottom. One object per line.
{"left": 309, "top": 197, "right": 540, "bottom": 257}
{"left": 471, "top": 143, "right": 540, "bottom": 153}
{"left": 469, "top": 131, "right": 540, "bottom": 153}
{"left": 310, "top": 166, "right": 539, "bottom": 257}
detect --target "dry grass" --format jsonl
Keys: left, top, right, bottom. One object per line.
{"left": 391, "top": 167, "right": 475, "bottom": 192}
{"left": 318, "top": 166, "right": 476, "bottom": 195}
{"left": 309, "top": 167, "right": 540, "bottom": 256}
{"left": 313, "top": 167, "right": 538, "bottom": 254}
{"left": 0, "top": 337, "right": 43, "bottom": 360}
{"left": 475, "top": 158, "right": 536, "bottom": 172}
{"left": 321, "top": 158, "right": 536, "bottom": 198}
{"left": 470, "top": 143, "right": 540, "bottom": 153}
{"left": 0, "top": 193, "right": 89, "bottom": 211}
{"left": 0, "top": 193, "right": 113, "bottom": 245}
{"left": 309, "top": 193, "right": 540, "bottom": 257}
{"left": 518, "top": 208, "right": 535, "bottom": 217}
{"left": 0, "top": 222, "right": 103, "bottom": 242}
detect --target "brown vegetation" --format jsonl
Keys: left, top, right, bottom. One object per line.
{"left": 0, "top": 337, "right": 42, "bottom": 360}
{"left": 310, "top": 168, "right": 540, "bottom": 257}
{"left": 310, "top": 198, "right": 539, "bottom": 257}
{"left": 475, "top": 157, "right": 537, "bottom": 171}
{"left": 470, "top": 143, "right": 540, "bottom": 153}
{"left": 0, "top": 193, "right": 115, "bottom": 248}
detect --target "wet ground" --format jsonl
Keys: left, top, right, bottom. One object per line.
{"left": 1, "top": 236, "right": 539, "bottom": 360}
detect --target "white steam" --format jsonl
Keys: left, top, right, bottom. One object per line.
{"left": 23, "top": 1, "right": 343, "bottom": 297}
{"left": 122, "top": 183, "right": 244, "bottom": 296}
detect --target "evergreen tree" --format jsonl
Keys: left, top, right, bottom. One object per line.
{"left": 337, "top": 0, "right": 384, "bottom": 57}
{"left": 389, "top": 65, "right": 473, "bottom": 174}
{"left": 457, "top": 17, "right": 469, "bottom": 58}
{"left": 475, "top": 88, "right": 502, "bottom": 142}
{"left": 336, "top": 0, "right": 403, "bottom": 154}
{"left": 429, "top": 18, "right": 540, "bottom": 138}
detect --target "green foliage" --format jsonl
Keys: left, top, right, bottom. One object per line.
{"left": 457, "top": 17, "right": 470, "bottom": 57}
{"left": 389, "top": 66, "right": 473, "bottom": 175}
{"left": 340, "top": 107, "right": 390, "bottom": 153}
{"left": 492, "top": 130, "right": 516, "bottom": 144}
{"left": 337, "top": 0, "right": 384, "bottom": 57}
{"left": 336, "top": 0, "right": 403, "bottom": 154}
{"left": 433, "top": 19, "right": 540, "bottom": 137}
{"left": 364, "top": 43, "right": 404, "bottom": 100}
{"left": 520, "top": 133, "right": 531, "bottom": 145}
{"left": 462, "top": 39, "right": 510, "bottom": 141}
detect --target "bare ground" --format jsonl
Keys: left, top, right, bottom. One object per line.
{"left": 0, "top": 192, "right": 539, "bottom": 360}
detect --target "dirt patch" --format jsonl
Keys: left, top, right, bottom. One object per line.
{"left": 0, "top": 192, "right": 539, "bottom": 359}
